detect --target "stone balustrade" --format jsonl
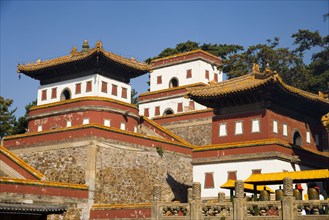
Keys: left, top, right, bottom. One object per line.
{"left": 152, "top": 178, "right": 329, "bottom": 220}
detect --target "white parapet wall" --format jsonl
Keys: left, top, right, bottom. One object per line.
{"left": 37, "top": 74, "right": 131, "bottom": 105}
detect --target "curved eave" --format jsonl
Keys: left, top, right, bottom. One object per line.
{"left": 17, "top": 47, "right": 151, "bottom": 80}
{"left": 187, "top": 74, "right": 329, "bottom": 110}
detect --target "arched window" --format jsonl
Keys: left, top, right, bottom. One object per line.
{"left": 293, "top": 131, "right": 302, "bottom": 147}
{"left": 169, "top": 78, "right": 179, "bottom": 88}
{"left": 60, "top": 88, "right": 71, "bottom": 101}
{"left": 163, "top": 108, "right": 174, "bottom": 115}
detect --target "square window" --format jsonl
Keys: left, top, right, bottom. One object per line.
{"left": 306, "top": 131, "right": 311, "bottom": 143}
{"left": 104, "top": 119, "right": 110, "bottom": 127}
{"left": 235, "top": 121, "right": 243, "bottom": 135}
{"left": 51, "top": 88, "right": 57, "bottom": 99}
{"left": 86, "top": 81, "right": 92, "bottom": 92}
{"left": 101, "top": 81, "right": 108, "bottom": 93}
{"left": 252, "top": 169, "right": 262, "bottom": 174}
{"left": 177, "top": 103, "right": 183, "bottom": 112}
{"left": 189, "top": 101, "right": 195, "bottom": 110}
{"left": 186, "top": 69, "right": 192, "bottom": 78}
{"left": 121, "top": 87, "right": 127, "bottom": 99}
{"left": 37, "top": 125, "right": 43, "bottom": 132}
{"left": 120, "top": 122, "right": 126, "bottom": 130}
{"left": 75, "top": 83, "right": 81, "bottom": 94}
{"left": 155, "top": 106, "right": 160, "bottom": 116}
{"left": 283, "top": 123, "right": 288, "bottom": 136}
{"left": 273, "top": 120, "right": 278, "bottom": 133}
{"left": 112, "top": 84, "right": 118, "bottom": 96}
{"left": 144, "top": 108, "right": 149, "bottom": 117}
{"left": 227, "top": 171, "right": 237, "bottom": 180}
{"left": 219, "top": 123, "right": 227, "bottom": 137}
{"left": 251, "top": 119, "right": 260, "bottom": 133}
{"left": 83, "top": 118, "right": 89, "bottom": 125}
{"left": 214, "top": 73, "right": 218, "bottom": 82}
{"left": 205, "top": 70, "right": 209, "bottom": 80}
{"left": 66, "top": 121, "right": 72, "bottom": 127}
{"left": 204, "top": 172, "right": 214, "bottom": 189}
{"left": 157, "top": 76, "right": 162, "bottom": 84}
{"left": 41, "top": 89, "right": 47, "bottom": 101}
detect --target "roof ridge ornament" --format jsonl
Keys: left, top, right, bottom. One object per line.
{"left": 252, "top": 63, "right": 260, "bottom": 74}
{"left": 82, "top": 40, "right": 90, "bottom": 52}
{"left": 95, "top": 41, "right": 103, "bottom": 49}
{"left": 70, "top": 47, "right": 77, "bottom": 56}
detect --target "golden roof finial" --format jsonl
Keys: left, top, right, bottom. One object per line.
{"left": 252, "top": 63, "right": 260, "bottom": 74}
{"left": 82, "top": 40, "right": 90, "bottom": 52}
{"left": 96, "top": 41, "right": 103, "bottom": 49}
{"left": 70, "top": 47, "right": 77, "bottom": 55}
{"left": 318, "top": 91, "right": 328, "bottom": 99}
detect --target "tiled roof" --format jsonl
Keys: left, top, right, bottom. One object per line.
{"left": 220, "top": 179, "right": 274, "bottom": 193}
{"left": 151, "top": 49, "right": 222, "bottom": 63}
{"left": 244, "top": 169, "right": 329, "bottom": 185}
{"left": 0, "top": 203, "right": 67, "bottom": 214}
{"left": 187, "top": 71, "right": 329, "bottom": 105}
{"left": 17, "top": 41, "right": 151, "bottom": 73}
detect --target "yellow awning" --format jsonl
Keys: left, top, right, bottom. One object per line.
{"left": 244, "top": 169, "right": 329, "bottom": 185}
{"left": 220, "top": 179, "right": 274, "bottom": 193}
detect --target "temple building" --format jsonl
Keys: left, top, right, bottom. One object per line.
{"left": 1, "top": 42, "right": 329, "bottom": 219}
{"left": 1, "top": 41, "right": 195, "bottom": 219}
{"left": 139, "top": 50, "right": 223, "bottom": 118}
{"left": 187, "top": 65, "right": 329, "bottom": 198}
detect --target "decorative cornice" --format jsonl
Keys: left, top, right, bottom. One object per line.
{"left": 0, "top": 177, "right": 88, "bottom": 190}
{"left": 151, "top": 49, "right": 222, "bottom": 68}
{"left": 4, "top": 124, "right": 194, "bottom": 150}
{"left": 192, "top": 151, "right": 300, "bottom": 165}
{"left": 29, "top": 96, "right": 138, "bottom": 112}
{"left": 0, "top": 146, "right": 44, "bottom": 180}
{"left": 28, "top": 105, "right": 140, "bottom": 122}
{"left": 193, "top": 138, "right": 329, "bottom": 158}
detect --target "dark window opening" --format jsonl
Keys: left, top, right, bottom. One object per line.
{"left": 61, "top": 89, "right": 71, "bottom": 101}
{"left": 293, "top": 131, "right": 302, "bottom": 146}
{"left": 163, "top": 108, "right": 174, "bottom": 115}
{"left": 169, "top": 78, "right": 179, "bottom": 88}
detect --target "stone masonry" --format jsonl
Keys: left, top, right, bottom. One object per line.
{"left": 160, "top": 117, "right": 212, "bottom": 146}
{"left": 11, "top": 136, "right": 193, "bottom": 205}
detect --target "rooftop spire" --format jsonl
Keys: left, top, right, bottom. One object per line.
{"left": 82, "top": 40, "right": 90, "bottom": 52}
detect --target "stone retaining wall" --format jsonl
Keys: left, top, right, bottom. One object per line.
{"left": 161, "top": 117, "right": 212, "bottom": 146}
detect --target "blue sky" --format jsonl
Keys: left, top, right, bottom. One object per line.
{"left": 1, "top": 0, "right": 328, "bottom": 117}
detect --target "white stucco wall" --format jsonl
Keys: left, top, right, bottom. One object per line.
{"left": 37, "top": 74, "right": 131, "bottom": 105}
{"left": 150, "top": 60, "right": 223, "bottom": 91}
{"left": 193, "top": 160, "right": 311, "bottom": 199}
{"left": 139, "top": 96, "right": 207, "bottom": 117}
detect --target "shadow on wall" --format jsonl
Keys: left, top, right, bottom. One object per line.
{"left": 166, "top": 172, "right": 191, "bottom": 203}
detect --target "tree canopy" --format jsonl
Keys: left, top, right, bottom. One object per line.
{"left": 0, "top": 96, "right": 36, "bottom": 139}
{"left": 146, "top": 29, "right": 329, "bottom": 94}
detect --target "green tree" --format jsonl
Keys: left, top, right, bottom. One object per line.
{"left": 223, "top": 38, "right": 309, "bottom": 91}
{"left": 13, "top": 100, "right": 37, "bottom": 135}
{"left": 291, "top": 29, "right": 329, "bottom": 93}
{"left": 0, "top": 96, "right": 17, "bottom": 138}
{"left": 146, "top": 40, "right": 243, "bottom": 63}
{"left": 131, "top": 88, "right": 138, "bottom": 105}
